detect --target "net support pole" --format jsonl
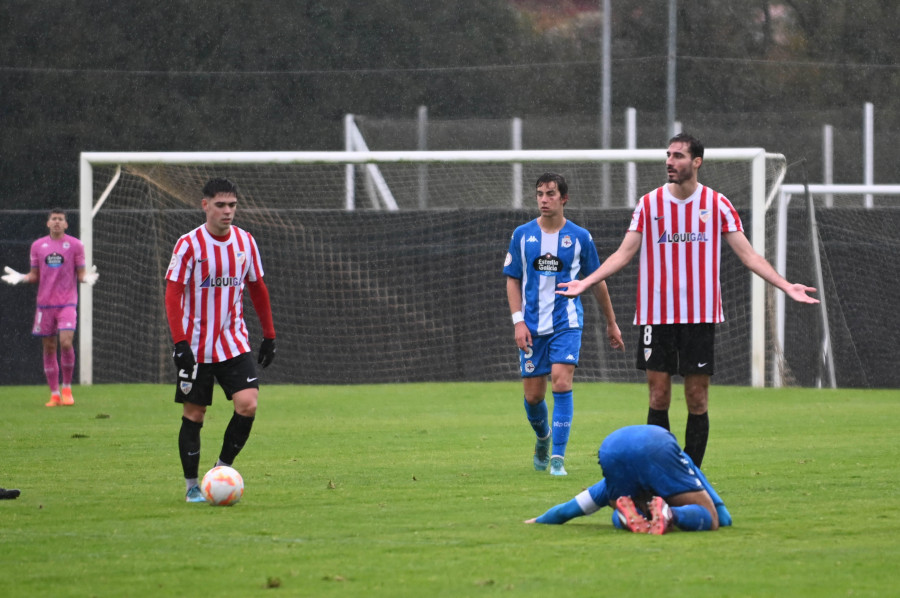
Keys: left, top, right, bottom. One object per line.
{"left": 750, "top": 151, "right": 766, "bottom": 387}
{"left": 804, "top": 182, "right": 837, "bottom": 388}
{"left": 78, "top": 155, "right": 94, "bottom": 385}
{"left": 773, "top": 190, "right": 791, "bottom": 387}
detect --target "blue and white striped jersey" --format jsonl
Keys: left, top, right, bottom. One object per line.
{"left": 503, "top": 219, "right": 601, "bottom": 336}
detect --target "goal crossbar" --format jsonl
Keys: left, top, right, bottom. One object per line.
{"left": 81, "top": 148, "right": 768, "bottom": 165}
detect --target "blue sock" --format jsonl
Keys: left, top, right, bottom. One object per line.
{"left": 551, "top": 390, "right": 573, "bottom": 457}
{"left": 524, "top": 398, "right": 550, "bottom": 438}
{"left": 611, "top": 510, "right": 625, "bottom": 530}
{"left": 671, "top": 504, "right": 714, "bottom": 531}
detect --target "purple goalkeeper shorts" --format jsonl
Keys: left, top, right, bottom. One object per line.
{"left": 32, "top": 305, "right": 78, "bottom": 336}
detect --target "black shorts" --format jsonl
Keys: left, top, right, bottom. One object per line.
{"left": 175, "top": 352, "right": 259, "bottom": 406}
{"left": 635, "top": 323, "right": 715, "bottom": 377}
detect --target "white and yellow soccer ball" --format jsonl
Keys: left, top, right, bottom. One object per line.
{"left": 200, "top": 466, "right": 244, "bottom": 506}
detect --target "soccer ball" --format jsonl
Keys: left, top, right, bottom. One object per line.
{"left": 200, "top": 466, "right": 244, "bottom": 506}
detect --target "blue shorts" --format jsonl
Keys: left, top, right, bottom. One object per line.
{"left": 519, "top": 328, "right": 582, "bottom": 378}
{"left": 598, "top": 425, "right": 705, "bottom": 504}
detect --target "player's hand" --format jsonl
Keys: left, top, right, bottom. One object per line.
{"left": 2, "top": 266, "right": 26, "bottom": 285}
{"left": 83, "top": 265, "right": 99, "bottom": 286}
{"left": 514, "top": 323, "right": 532, "bottom": 352}
{"left": 556, "top": 279, "right": 588, "bottom": 297}
{"left": 257, "top": 338, "right": 276, "bottom": 368}
{"left": 786, "top": 283, "right": 820, "bottom": 304}
{"left": 608, "top": 323, "right": 625, "bottom": 352}
{"left": 172, "top": 340, "right": 196, "bottom": 373}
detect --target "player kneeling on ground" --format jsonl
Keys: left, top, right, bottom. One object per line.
{"left": 525, "top": 425, "right": 731, "bottom": 534}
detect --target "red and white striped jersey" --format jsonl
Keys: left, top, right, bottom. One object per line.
{"left": 627, "top": 184, "right": 743, "bottom": 325}
{"left": 165, "top": 224, "right": 264, "bottom": 363}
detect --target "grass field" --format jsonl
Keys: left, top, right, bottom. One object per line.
{"left": 2, "top": 382, "right": 898, "bottom": 597}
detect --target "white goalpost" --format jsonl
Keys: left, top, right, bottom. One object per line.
{"left": 79, "top": 148, "right": 783, "bottom": 387}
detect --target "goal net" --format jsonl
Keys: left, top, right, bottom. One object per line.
{"left": 773, "top": 183, "right": 900, "bottom": 388}
{"left": 79, "top": 149, "right": 785, "bottom": 386}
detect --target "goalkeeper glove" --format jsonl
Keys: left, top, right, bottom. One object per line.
{"left": 257, "top": 338, "right": 276, "bottom": 369}
{"left": 83, "top": 265, "right": 99, "bottom": 286}
{"left": 2, "top": 266, "right": 26, "bottom": 285}
{"left": 172, "top": 340, "right": 196, "bottom": 373}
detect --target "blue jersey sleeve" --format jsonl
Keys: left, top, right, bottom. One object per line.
{"left": 534, "top": 498, "right": 585, "bottom": 524}
{"left": 503, "top": 229, "right": 523, "bottom": 279}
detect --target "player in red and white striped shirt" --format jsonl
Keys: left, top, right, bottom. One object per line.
{"left": 165, "top": 178, "right": 276, "bottom": 502}
{"left": 558, "top": 133, "right": 818, "bottom": 467}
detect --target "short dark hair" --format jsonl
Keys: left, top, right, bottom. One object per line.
{"left": 668, "top": 132, "right": 704, "bottom": 160}
{"left": 202, "top": 177, "right": 238, "bottom": 198}
{"left": 535, "top": 172, "right": 568, "bottom": 197}
{"left": 48, "top": 208, "right": 66, "bottom": 218}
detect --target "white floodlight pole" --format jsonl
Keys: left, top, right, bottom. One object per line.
{"left": 666, "top": 0, "right": 677, "bottom": 138}
{"left": 600, "top": 0, "right": 612, "bottom": 206}
{"left": 863, "top": 102, "right": 874, "bottom": 208}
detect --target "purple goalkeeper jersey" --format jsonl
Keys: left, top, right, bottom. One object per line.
{"left": 30, "top": 234, "right": 85, "bottom": 308}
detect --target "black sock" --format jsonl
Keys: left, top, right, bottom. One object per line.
{"left": 647, "top": 408, "right": 670, "bottom": 431}
{"left": 219, "top": 412, "right": 255, "bottom": 466}
{"left": 178, "top": 416, "right": 203, "bottom": 479}
{"left": 684, "top": 411, "right": 709, "bottom": 468}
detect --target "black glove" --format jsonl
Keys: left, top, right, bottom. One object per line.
{"left": 173, "top": 340, "right": 196, "bottom": 373}
{"left": 258, "top": 338, "right": 276, "bottom": 369}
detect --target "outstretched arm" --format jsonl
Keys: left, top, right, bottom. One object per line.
{"left": 524, "top": 497, "right": 586, "bottom": 524}
{"left": 724, "top": 232, "right": 819, "bottom": 304}
{"left": 557, "top": 231, "right": 642, "bottom": 297}
{"left": 525, "top": 482, "right": 608, "bottom": 524}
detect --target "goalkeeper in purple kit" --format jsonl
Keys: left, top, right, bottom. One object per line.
{"left": 525, "top": 425, "right": 731, "bottom": 533}
{"left": 2, "top": 208, "right": 98, "bottom": 406}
